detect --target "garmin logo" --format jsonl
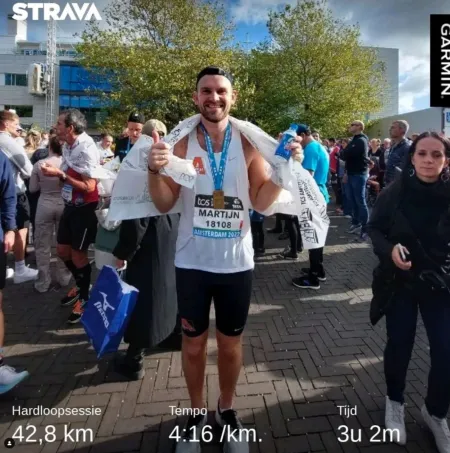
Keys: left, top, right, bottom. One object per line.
{"left": 440, "top": 23, "right": 450, "bottom": 96}
{"left": 431, "top": 15, "right": 450, "bottom": 107}
{"left": 12, "top": 3, "right": 102, "bottom": 21}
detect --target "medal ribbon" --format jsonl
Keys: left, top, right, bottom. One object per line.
{"left": 199, "top": 123, "right": 232, "bottom": 191}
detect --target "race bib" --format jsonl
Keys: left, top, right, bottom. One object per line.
{"left": 61, "top": 184, "right": 73, "bottom": 203}
{"left": 193, "top": 194, "right": 244, "bottom": 239}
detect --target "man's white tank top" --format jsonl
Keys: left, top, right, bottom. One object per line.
{"left": 175, "top": 125, "right": 254, "bottom": 273}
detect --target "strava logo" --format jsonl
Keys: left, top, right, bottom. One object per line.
{"left": 430, "top": 15, "right": 450, "bottom": 107}
{"left": 12, "top": 3, "right": 102, "bottom": 21}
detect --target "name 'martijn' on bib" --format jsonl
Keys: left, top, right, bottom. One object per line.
{"left": 193, "top": 123, "right": 244, "bottom": 239}
{"left": 193, "top": 194, "right": 244, "bottom": 239}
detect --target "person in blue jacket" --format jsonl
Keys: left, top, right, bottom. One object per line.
{"left": 0, "top": 152, "right": 29, "bottom": 393}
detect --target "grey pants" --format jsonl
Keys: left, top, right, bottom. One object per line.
{"left": 34, "top": 196, "right": 72, "bottom": 292}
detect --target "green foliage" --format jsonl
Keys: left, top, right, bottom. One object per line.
{"left": 76, "top": 0, "right": 387, "bottom": 137}
{"left": 248, "top": 0, "right": 387, "bottom": 136}
{"left": 76, "top": 0, "right": 239, "bottom": 133}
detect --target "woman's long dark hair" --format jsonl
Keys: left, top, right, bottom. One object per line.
{"left": 403, "top": 131, "right": 450, "bottom": 178}
{"left": 49, "top": 137, "right": 62, "bottom": 156}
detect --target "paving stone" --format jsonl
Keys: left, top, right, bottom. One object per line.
{"left": 0, "top": 214, "right": 440, "bottom": 453}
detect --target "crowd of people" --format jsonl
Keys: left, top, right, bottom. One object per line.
{"left": 0, "top": 65, "right": 448, "bottom": 453}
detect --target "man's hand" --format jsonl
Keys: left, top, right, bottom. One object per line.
{"left": 287, "top": 136, "right": 304, "bottom": 163}
{"left": 41, "top": 162, "right": 62, "bottom": 177}
{"left": 4, "top": 230, "right": 15, "bottom": 253}
{"left": 148, "top": 130, "right": 170, "bottom": 173}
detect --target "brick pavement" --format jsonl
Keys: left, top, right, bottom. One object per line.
{"left": 0, "top": 211, "right": 445, "bottom": 453}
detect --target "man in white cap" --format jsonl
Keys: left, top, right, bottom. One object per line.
{"left": 142, "top": 119, "right": 167, "bottom": 138}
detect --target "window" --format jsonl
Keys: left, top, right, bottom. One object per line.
{"left": 59, "top": 66, "right": 71, "bottom": 90}
{"left": 5, "top": 105, "right": 33, "bottom": 118}
{"left": 80, "top": 96, "right": 92, "bottom": 108}
{"left": 20, "top": 49, "right": 46, "bottom": 56}
{"left": 59, "top": 95, "right": 70, "bottom": 108}
{"left": 5, "top": 73, "right": 27, "bottom": 86}
{"left": 59, "top": 65, "right": 112, "bottom": 92}
{"left": 59, "top": 95, "right": 104, "bottom": 109}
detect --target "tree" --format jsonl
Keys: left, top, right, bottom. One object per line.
{"left": 248, "top": 0, "right": 387, "bottom": 137}
{"left": 76, "top": 0, "right": 247, "bottom": 133}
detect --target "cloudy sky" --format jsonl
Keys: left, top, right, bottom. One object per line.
{"left": 1, "top": 0, "right": 447, "bottom": 113}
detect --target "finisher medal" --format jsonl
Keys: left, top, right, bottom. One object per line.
{"left": 213, "top": 190, "right": 225, "bottom": 209}
{"left": 199, "top": 123, "right": 232, "bottom": 210}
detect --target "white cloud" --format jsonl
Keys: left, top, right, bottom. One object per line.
{"left": 398, "top": 54, "right": 430, "bottom": 113}
{"left": 230, "top": 0, "right": 297, "bottom": 24}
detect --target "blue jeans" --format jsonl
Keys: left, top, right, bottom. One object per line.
{"left": 341, "top": 181, "right": 352, "bottom": 216}
{"left": 347, "top": 174, "right": 369, "bottom": 232}
{"left": 385, "top": 287, "right": 450, "bottom": 418}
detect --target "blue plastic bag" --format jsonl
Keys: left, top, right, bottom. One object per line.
{"left": 81, "top": 265, "right": 139, "bottom": 358}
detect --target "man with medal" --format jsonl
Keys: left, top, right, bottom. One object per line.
{"left": 148, "top": 66, "right": 302, "bottom": 453}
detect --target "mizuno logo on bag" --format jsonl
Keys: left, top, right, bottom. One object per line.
{"left": 101, "top": 292, "right": 115, "bottom": 312}
{"left": 94, "top": 292, "right": 115, "bottom": 328}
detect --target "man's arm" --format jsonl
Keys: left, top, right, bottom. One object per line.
{"left": 1, "top": 137, "right": 33, "bottom": 179}
{"left": 62, "top": 144, "right": 98, "bottom": 192}
{"left": 384, "top": 144, "right": 401, "bottom": 184}
{"left": 41, "top": 163, "right": 97, "bottom": 192}
{"left": 400, "top": 142, "right": 411, "bottom": 169}
{"left": 64, "top": 173, "right": 96, "bottom": 193}
{"left": 148, "top": 138, "right": 186, "bottom": 213}
{"left": 0, "top": 158, "right": 17, "bottom": 232}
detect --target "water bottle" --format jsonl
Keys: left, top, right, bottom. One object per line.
{"left": 275, "top": 124, "right": 298, "bottom": 161}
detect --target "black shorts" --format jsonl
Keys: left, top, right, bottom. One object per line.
{"left": 16, "top": 193, "right": 30, "bottom": 230}
{"left": 176, "top": 268, "right": 253, "bottom": 337}
{"left": 57, "top": 202, "right": 98, "bottom": 251}
{"left": 0, "top": 242, "right": 5, "bottom": 290}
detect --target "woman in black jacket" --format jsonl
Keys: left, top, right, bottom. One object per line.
{"left": 367, "top": 132, "right": 450, "bottom": 451}
{"left": 113, "top": 214, "right": 181, "bottom": 380}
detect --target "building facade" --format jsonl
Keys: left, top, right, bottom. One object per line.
{"left": 366, "top": 47, "right": 399, "bottom": 120}
{"left": 366, "top": 107, "right": 446, "bottom": 138}
{"left": 0, "top": 15, "right": 108, "bottom": 132}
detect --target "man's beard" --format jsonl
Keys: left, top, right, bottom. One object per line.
{"left": 198, "top": 104, "right": 230, "bottom": 123}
